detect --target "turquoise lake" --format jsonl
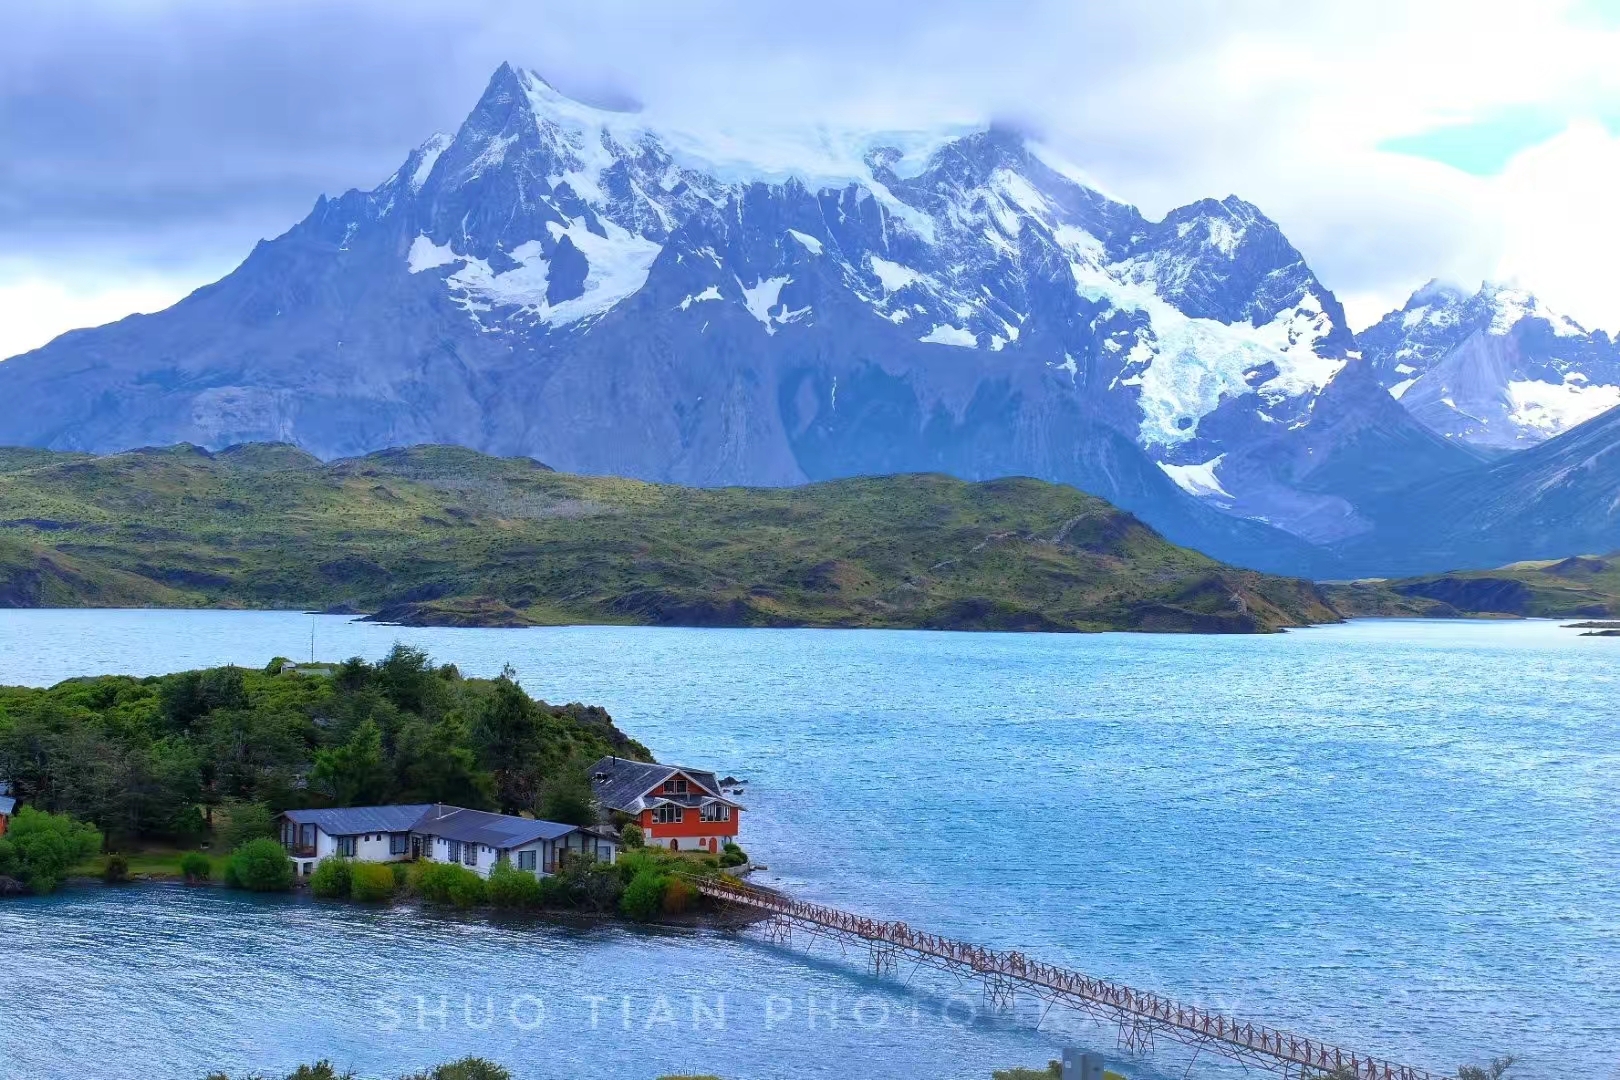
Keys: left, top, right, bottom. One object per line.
{"left": 0, "top": 612, "right": 1616, "bottom": 1080}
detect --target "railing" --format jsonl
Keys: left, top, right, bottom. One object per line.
{"left": 688, "top": 875, "right": 1444, "bottom": 1080}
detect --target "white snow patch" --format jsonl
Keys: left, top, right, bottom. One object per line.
{"left": 786, "top": 229, "right": 823, "bottom": 255}
{"left": 740, "top": 276, "right": 791, "bottom": 333}
{"left": 1159, "top": 456, "right": 1232, "bottom": 499}
{"left": 410, "top": 134, "right": 452, "bottom": 191}
{"left": 1068, "top": 260, "right": 1347, "bottom": 448}
{"left": 679, "top": 286, "right": 722, "bottom": 310}
{"left": 1049, "top": 353, "right": 1078, "bottom": 383}
{"left": 1507, "top": 376, "right": 1620, "bottom": 437}
{"left": 1388, "top": 378, "right": 1417, "bottom": 400}
{"left": 407, "top": 234, "right": 462, "bottom": 274}
{"left": 919, "top": 324, "right": 977, "bottom": 348}
{"left": 406, "top": 221, "right": 661, "bottom": 328}
{"left": 1206, "top": 218, "right": 1240, "bottom": 256}
{"left": 868, "top": 256, "right": 922, "bottom": 293}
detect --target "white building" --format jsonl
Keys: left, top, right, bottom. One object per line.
{"left": 277, "top": 803, "right": 619, "bottom": 880}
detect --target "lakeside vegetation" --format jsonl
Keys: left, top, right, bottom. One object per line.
{"left": 0, "top": 646, "right": 648, "bottom": 862}
{"left": 0, "top": 442, "right": 1340, "bottom": 633}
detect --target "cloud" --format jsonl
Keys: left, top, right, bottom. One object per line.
{"left": 2, "top": 0, "right": 1619, "bottom": 359}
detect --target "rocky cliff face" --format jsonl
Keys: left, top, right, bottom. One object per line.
{"left": 0, "top": 64, "right": 1471, "bottom": 575}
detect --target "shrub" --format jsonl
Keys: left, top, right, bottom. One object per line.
{"left": 103, "top": 852, "right": 130, "bottom": 883}
{"left": 487, "top": 862, "right": 542, "bottom": 909}
{"left": 308, "top": 857, "right": 353, "bottom": 899}
{"left": 619, "top": 823, "right": 644, "bottom": 848}
{"left": 411, "top": 861, "right": 486, "bottom": 907}
{"left": 447, "top": 872, "right": 487, "bottom": 909}
{"left": 225, "top": 837, "right": 295, "bottom": 892}
{"left": 180, "top": 851, "right": 212, "bottom": 883}
{"left": 0, "top": 807, "right": 102, "bottom": 894}
{"left": 390, "top": 861, "right": 410, "bottom": 890}
{"left": 620, "top": 868, "right": 667, "bottom": 921}
{"left": 661, "top": 876, "right": 695, "bottom": 915}
{"left": 349, "top": 862, "right": 397, "bottom": 903}
{"left": 719, "top": 842, "right": 748, "bottom": 869}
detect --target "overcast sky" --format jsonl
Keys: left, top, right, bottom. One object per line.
{"left": 3, "top": 0, "right": 1619, "bottom": 358}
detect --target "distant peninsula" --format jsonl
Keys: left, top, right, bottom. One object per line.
{"left": 0, "top": 443, "right": 1342, "bottom": 634}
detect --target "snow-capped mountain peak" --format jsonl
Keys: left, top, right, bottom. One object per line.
{"left": 0, "top": 60, "right": 1445, "bottom": 567}
{"left": 1361, "top": 280, "right": 1620, "bottom": 448}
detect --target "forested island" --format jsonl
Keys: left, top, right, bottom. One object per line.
{"left": 0, "top": 443, "right": 1339, "bottom": 634}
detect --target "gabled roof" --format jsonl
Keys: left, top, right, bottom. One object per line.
{"left": 280, "top": 802, "right": 600, "bottom": 850}
{"left": 281, "top": 804, "right": 437, "bottom": 836}
{"left": 588, "top": 756, "right": 738, "bottom": 814}
{"left": 412, "top": 806, "right": 582, "bottom": 849}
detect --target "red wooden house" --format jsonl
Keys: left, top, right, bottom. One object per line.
{"left": 589, "top": 757, "right": 742, "bottom": 854}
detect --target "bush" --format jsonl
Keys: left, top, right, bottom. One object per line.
{"left": 403, "top": 1060, "right": 512, "bottom": 1080}
{"left": 447, "top": 872, "right": 487, "bottom": 908}
{"left": 661, "top": 876, "right": 695, "bottom": 915}
{"left": 619, "top": 823, "right": 644, "bottom": 848}
{"left": 620, "top": 868, "right": 667, "bottom": 921}
{"left": 180, "top": 851, "right": 212, "bottom": 883}
{"left": 225, "top": 837, "right": 295, "bottom": 892}
{"left": 411, "top": 861, "right": 486, "bottom": 906}
{"left": 390, "top": 861, "right": 410, "bottom": 890}
{"left": 719, "top": 842, "right": 748, "bottom": 868}
{"left": 103, "top": 852, "right": 130, "bottom": 883}
{"left": 0, "top": 807, "right": 102, "bottom": 894}
{"left": 349, "top": 862, "right": 397, "bottom": 903}
{"left": 308, "top": 857, "right": 353, "bottom": 899}
{"left": 487, "top": 862, "right": 542, "bottom": 909}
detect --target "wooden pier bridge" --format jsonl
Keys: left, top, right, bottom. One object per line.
{"left": 687, "top": 875, "right": 1444, "bottom": 1080}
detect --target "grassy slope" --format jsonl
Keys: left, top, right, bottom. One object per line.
{"left": 0, "top": 443, "right": 1341, "bottom": 633}
{"left": 1325, "top": 553, "right": 1620, "bottom": 619}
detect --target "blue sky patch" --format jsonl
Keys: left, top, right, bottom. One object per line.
{"left": 1379, "top": 108, "right": 1569, "bottom": 176}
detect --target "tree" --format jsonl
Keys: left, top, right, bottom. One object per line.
{"left": 311, "top": 720, "right": 390, "bottom": 806}
{"left": 472, "top": 673, "right": 542, "bottom": 813}
{"left": 394, "top": 715, "right": 495, "bottom": 808}
{"left": 222, "top": 800, "right": 276, "bottom": 850}
{"left": 0, "top": 806, "right": 101, "bottom": 894}
{"left": 1458, "top": 1057, "right": 1515, "bottom": 1080}
{"left": 538, "top": 760, "right": 598, "bottom": 826}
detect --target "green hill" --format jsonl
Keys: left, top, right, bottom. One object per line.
{"left": 0, "top": 443, "right": 1342, "bottom": 633}
{"left": 1326, "top": 553, "right": 1620, "bottom": 619}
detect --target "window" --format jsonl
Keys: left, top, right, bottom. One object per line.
{"left": 390, "top": 833, "right": 409, "bottom": 855}
{"left": 518, "top": 850, "right": 537, "bottom": 872}
{"left": 336, "top": 836, "right": 357, "bottom": 857}
{"left": 447, "top": 840, "right": 461, "bottom": 863}
{"left": 653, "top": 805, "right": 684, "bottom": 824}
{"left": 700, "top": 803, "right": 730, "bottom": 822}
{"left": 662, "top": 777, "right": 689, "bottom": 794}
{"left": 462, "top": 843, "right": 478, "bottom": 867}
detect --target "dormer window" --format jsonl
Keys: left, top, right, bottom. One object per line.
{"left": 662, "top": 778, "right": 688, "bottom": 794}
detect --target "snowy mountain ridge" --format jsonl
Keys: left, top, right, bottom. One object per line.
{"left": 378, "top": 65, "right": 1356, "bottom": 475}
{"left": 1362, "top": 279, "right": 1620, "bottom": 450}
{"left": 0, "top": 62, "right": 1473, "bottom": 573}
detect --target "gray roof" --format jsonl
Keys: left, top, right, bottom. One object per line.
{"left": 281, "top": 804, "right": 437, "bottom": 836}
{"left": 413, "top": 806, "right": 584, "bottom": 849}
{"left": 0, "top": 795, "right": 14, "bottom": 817}
{"left": 588, "top": 756, "right": 737, "bottom": 814}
